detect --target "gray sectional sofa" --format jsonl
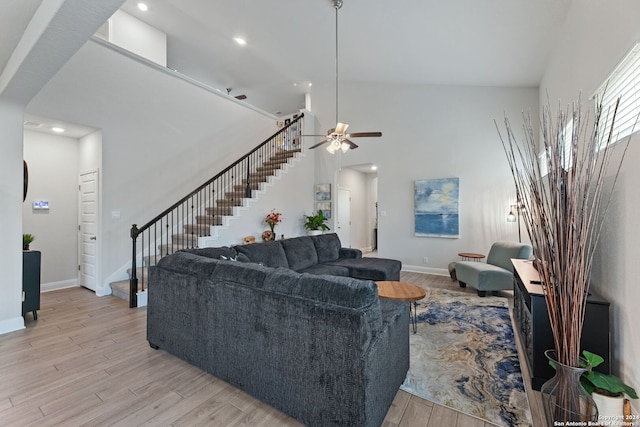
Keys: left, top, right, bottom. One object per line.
{"left": 147, "top": 234, "right": 408, "bottom": 426}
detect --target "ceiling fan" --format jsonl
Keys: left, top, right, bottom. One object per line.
{"left": 305, "top": 0, "right": 382, "bottom": 154}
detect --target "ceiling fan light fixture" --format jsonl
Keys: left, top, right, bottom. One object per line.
{"left": 326, "top": 142, "right": 338, "bottom": 154}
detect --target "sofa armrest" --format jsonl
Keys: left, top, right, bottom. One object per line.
{"left": 339, "top": 248, "right": 362, "bottom": 259}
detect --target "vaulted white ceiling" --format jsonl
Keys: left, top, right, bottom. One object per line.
{"left": 117, "top": 0, "right": 572, "bottom": 117}
{"left": 3, "top": 0, "right": 573, "bottom": 125}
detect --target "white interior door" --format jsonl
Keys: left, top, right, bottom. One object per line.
{"left": 79, "top": 170, "right": 99, "bottom": 291}
{"left": 337, "top": 188, "right": 351, "bottom": 248}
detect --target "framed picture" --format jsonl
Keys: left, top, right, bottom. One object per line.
{"left": 315, "top": 183, "right": 331, "bottom": 201}
{"left": 316, "top": 201, "right": 331, "bottom": 219}
{"left": 414, "top": 177, "right": 459, "bottom": 238}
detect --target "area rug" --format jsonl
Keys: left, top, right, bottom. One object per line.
{"left": 400, "top": 288, "right": 532, "bottom": 427}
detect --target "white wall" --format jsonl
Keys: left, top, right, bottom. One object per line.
{"left": 23, "top": 130, "right": 80, "bottom": 289}
{"left": 0, "top": 101, "right": 26, "bottom": 334}
{"left": 0, "top": 0, "right": 125, "bottom": 334}
{"left": 108, "top": 10, "right": 167, "bottom": 66}
{"left": 540, "top": 0, "right": 640, "bottom": 409}
{"left": 79, "top": 130, "right": 102, "bottom": 173}
{"left": 313, "top": 83, "right": 537, "bottom": 273}
{"left": 27, "top": 40, "right": 278, "bottom": 294}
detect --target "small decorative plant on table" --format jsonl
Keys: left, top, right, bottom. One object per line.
{"left": 23, "top": 233, "right": 35, "bottom": 250}
{"left": 304, "top": 211, "right": 330, "bottom": 236}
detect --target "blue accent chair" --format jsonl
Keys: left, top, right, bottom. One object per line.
{"left": 455, "top": 241, "right": 532, "bottom": 297}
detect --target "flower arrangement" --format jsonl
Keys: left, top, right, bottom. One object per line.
{"left": 265, "top": 209, "right": 282, "bottom": 232}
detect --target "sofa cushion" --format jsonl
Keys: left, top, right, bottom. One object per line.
{"left": 280, "top": 236, "right": 319, "bottom": 271}
{"left": 156, "top": 251, "right": 219, "bottom": 277}
{"left": 180, "top": 246, "right": 250, "bottom": 262}
{"left": 212, "top": 259, "right": 271, "bottom": 289}
{"left": 326, "top": 257, "right": 402, "bottom": 281}
{"left": 309, "top": 233, "right": 342, "bottom": 263}
{"left": 297, "top": 263, "right": 350, "bottom": 276}
{"left": 236, "top": 241, "right": 289, "bottom": 268}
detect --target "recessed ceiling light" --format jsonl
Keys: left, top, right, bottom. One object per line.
{"left": 371, "top": 165, "right": 378, "bottom": 171}
{"left": 137, "top": 3, "right": 148, "bottom": 11}
{"left": 233, "top": 37, "right": 247, "bottom": 46}
{"left": 52, "top": 127, "right": 65, "bottom": 133}
{"left": 308, "top": 82, "right": 313, "bottom": 87}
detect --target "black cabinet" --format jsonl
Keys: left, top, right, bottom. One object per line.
{"left": 22, "top": 250, "right": 41, "bottom": 320}
{"left": 511, "top": 259, "right": 611, "bottom": 390}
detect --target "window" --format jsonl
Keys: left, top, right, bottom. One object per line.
{"left": 593, "top": 43, "right": 640, "bottom": 150}
{"left": 538, "top": 118, "right": 573, "bottom": 177}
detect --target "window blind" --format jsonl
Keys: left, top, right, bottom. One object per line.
{"left": 593, "top": 43, "right": 640, "bottom": 150}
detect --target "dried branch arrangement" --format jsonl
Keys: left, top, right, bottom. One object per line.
{"left": 497, "top": 96, "right": 629, "bottom": 368}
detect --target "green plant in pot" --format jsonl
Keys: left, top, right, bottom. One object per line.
{"left": 304, "top": 211, "right": 330, "bottom": 236}
{"left": 580, "top": 351, "right": 637, "bottom": 419}
{"left": 23, "top": 233, "right": 35, "bottom": 250}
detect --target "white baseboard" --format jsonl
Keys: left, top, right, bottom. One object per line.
{"left": 41, "top": 279, "right": 79, "bottom": 292}
{"left": 0, "top": 316, "right": 25, "bottom": 336}
{"left": 402, "top": 265, "right": 449, "bottom": 276}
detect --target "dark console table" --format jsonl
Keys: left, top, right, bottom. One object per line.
{"left": 22, "top": 250, "right": 41, "bottom": 320}
{"left": 511, "top": 258, "right": 611, "bottom": 390}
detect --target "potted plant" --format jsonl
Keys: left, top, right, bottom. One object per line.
{"left": 580, "top": 351, "right": 638, "bottom": 419}
{"left": 499, "top": 96, "right": 630, "bottom": 424}
{"left": 304, "top": 211, "right": 330, "bottom": 236}
{"left": 23, "top": 233, "right": 35, "bottom": 250}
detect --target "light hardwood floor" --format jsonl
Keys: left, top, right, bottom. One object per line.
{"left": 0, "top": 272, "right": 542, "bottom": 426}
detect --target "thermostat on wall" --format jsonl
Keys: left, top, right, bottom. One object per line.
{"left": 33, "top": 200, "right": 49, "bottom": 210}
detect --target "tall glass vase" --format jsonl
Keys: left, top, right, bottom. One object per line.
{"left": 541, "top": 350, "right": 598, "bottom": 425}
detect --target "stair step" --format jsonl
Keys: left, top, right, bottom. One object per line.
{"left": 159, "top": 243, "right": 192, "bottom": 255}
{"left": 183, "top": 224, "right": 212, "bottom": 235}
{"left": 234, "top": 183, "right": 261, "bottom": 191}
{"left": 216, "top": 198, "right": 244, "bottom": 207}
{"left": 255, "top": 165, "right": 280, "bottom": 173}
{"left": 261, "top": 159, "right": 288, "bottom": 168}
{"left": 110, "top": 280, "right": 137, "bottom": 302}
{"left": 172, "top": 233, "right": 200, "bottom": 245}
{"left": 225, "top": 189, "right": 253, "bottom": 199}
{"left": 196, "top": 215, "right": 224, "bottom": 226}
{"left": 204, "top": 206, "right": 233, "bottom": 216}
{"left": 143, "top": 254, "right": 163, "bottom": 267}
{"left": 127, "top": 267, "right": 149, "bottom": 280}
{"left": 270, "top": 149, "right": 300, "bottom": 160}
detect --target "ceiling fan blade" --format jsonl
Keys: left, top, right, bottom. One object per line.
{"left": 302, "top": 134, "right": 330, "bottom": 137}
{"left": 308, "top": 139, "right": 330, "bottom": 150}
{"left": 347, "top": 132, "right": 382, "bottom": 138}
{"left": 343, "top": 139, "right": 359, "bottom": 150}
{"left": 335, "top": 122, "right": 349, "bottom": 135}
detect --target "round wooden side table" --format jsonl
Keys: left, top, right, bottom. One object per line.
{"left": 376, "top": 281, "right": 426, "bottom": 333}
{"left": 458, "top": 252, "right": 485, "bottom": 262}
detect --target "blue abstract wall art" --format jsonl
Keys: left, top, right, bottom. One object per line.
{"left": 415, "top": 178, "right": 459, "bottom": 238}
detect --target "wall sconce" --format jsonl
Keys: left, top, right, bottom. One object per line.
{"left": 507, "top": 204, "right": 521, "bottom": 242}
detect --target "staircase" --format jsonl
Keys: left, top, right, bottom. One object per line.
{"left": 112, "top": 115, "right": 304, "bottom": 306}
